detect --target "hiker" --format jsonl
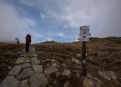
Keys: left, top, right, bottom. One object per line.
{"left": 25, "top": 34, "right": 31, "bottom": 53}
{"left": 15, "top": 38, "right": 19, "bottom": 44}
{"left": 17, "top": 39, "right": 19, "bottom": 44}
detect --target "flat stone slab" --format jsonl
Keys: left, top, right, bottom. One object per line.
{"left": 15, "top": 57, "right": 25, "bottom": 64}
{"left": 32, "top": 60, "right": 40, "bottom": 65}
{"left": 31, "top": 65, "right": 43, "bottom": 73}
{"left": 17, "top": 68, "right": 34, "bottom": 80}
{"left": 44, "top": 67, "right": 57, "bottom": 76}
{"left": 22, "top": 63, "right": 31, "bottom": 68}
{"left": 32, "top": 54, "right": 37, "bottom": 57}
{"left": 31, "top": 57, "right": 38, "bottom": 61}
{"left": 20, "top": 54, "right": 25, "bottom": 57}
{"left": 19, "top": 79, "right": 29, "bottom": 87}
{"left": 8, "top": 65, "right": 21, "bottom": 76}
{"left": 25, "top": 60, "right": 30, "bottom": 63}
{"left": 0, "top": 76, "right": 20, "bottom": 87}
{"left": 29, "top": 73, "right": 48, "bottom": 87}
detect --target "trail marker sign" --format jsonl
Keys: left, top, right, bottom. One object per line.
{"left": 80, "top": 26, "right": 89, "bottom": 37}
{"left": 79, "top": 25, "right": 91, "bottom": 76}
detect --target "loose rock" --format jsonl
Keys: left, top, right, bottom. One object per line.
{"left": 64, "top": 81, "right": 70, "bottom": 87}
{"left": 83, "top": 74, "right": 103, "bottom": 87}
{"left": 62, "top": 63, "right": 67, "bottom": 67}
{"left": 44, "top": 67, "right": 57, "bottom": 76}
{"left": 98, "top": 70, "right": 116, "bottom": 81}
{"left": 76, "top": 54, "right": 81, "bottom": 57}
{"left": 72, "top": 57, "right": 81, "bottom": 65}
{"left": 62, "top": 70, "right": 71, "bottom": 76}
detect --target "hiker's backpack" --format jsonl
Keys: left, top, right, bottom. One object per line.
{"left": 26, "top": 34, "right": 31, "bottom": 43}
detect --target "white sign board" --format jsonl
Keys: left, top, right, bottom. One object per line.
{"left": 80, "top": 32, "right": 90, "bottom": 36}
{"left": 78, "top": 38, "right": 89, "bottom": 41}
{"left": 80, "top": 26, "right": 89, "bottom": 29}
{"left": 80, "top": 26, "right": 89, "bottom": 37}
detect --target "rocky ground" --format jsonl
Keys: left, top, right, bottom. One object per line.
{"left": 0, "top": 39, "right": 121, "bottom": 87}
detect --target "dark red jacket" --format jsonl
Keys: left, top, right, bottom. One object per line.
{"left": 26, "top": 35, "right": 31, "bottom": 44}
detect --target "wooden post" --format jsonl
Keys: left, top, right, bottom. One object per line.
{"left": 82, "top": 37, "right": 87, "bottom": 76}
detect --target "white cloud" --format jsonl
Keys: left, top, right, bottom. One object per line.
{"left": 46, "top": 38, "right": 52, "bottom": 41}
{"left": 23, "top": 18, "right": 36, "bottom": 27}
{"left": 19, "top": 0, "right": 34, "bottom": 7}
{"left": 75, "top": 39, "right": 79, "bottom": 42}
{"left": 40, "top": 13, "right": 47, "bottom": 21}
{"left": 0, "top": 1, "right": 38, "bottom": 43}
{"left": 48, "top": 33, "right": 65, "bottom": 38}
{"left": 58, "top": 33, "right": 64, "bottom": 37}
{"left": 35, "top": 34, "right": 43, "bottom": 37}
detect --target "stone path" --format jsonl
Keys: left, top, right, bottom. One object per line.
{"left": 0, "top": 47, "right": 48, "bottom": 87}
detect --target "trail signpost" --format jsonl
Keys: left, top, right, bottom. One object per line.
{"left": 78, "top": 25, "right": 90, "bottom": 76}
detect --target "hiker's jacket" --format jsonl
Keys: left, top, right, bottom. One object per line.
{"left": 26, "top": 35, "right": 31, "bottom": 44}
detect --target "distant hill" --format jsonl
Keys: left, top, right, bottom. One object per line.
{"left": 89, "top": 36, "right": 121, "bottom": 44}
{"left": 0, "top": 41, "right": 17, "bottom": 44}
{"left": 70, "top": 36, "right": 121, "bottom": 45}
{"left": 41, "top": 40, "right": 61, "bottom": 44}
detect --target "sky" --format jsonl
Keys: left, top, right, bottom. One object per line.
{"left": 0, "top": 0, "right": 121, "bottom": 43}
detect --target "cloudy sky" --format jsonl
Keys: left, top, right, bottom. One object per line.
{"left": 0, "top": 0, "right": 121, "bottom": 43}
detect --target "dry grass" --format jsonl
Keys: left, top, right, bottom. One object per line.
{"left": 0, "top": 40, "right": 121, "bottom": 87}
{"left": 0, "top": 43, "right": 24, "bottom": 82}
